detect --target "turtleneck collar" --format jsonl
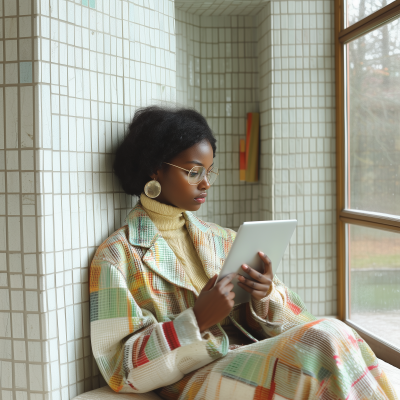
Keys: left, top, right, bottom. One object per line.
{"left": 140, "top": 193, "right": 186, "bottom": 232}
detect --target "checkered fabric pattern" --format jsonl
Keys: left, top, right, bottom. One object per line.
{"left": 90, "top": 203, "right": 398, "bottom": 399}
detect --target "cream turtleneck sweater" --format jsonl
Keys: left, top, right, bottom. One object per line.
{"left": 140, "top": 193, "right": 209, "bottom": 294}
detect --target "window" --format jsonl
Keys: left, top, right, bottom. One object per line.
{"left": 346, "top": 0, "right": 398, "bottom": 27}
{"left": 336, "top": 0, "right": 400, "bottom": 368}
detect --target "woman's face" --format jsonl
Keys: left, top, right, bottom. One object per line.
{"left": 151, "top": 140, "right": 215, "bottom": 211}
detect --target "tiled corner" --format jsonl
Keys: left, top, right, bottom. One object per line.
{"left": 176, "top": 1, "right": 336, "bottom": 317}
{"left": 176, "top": 11, "right": 260, "bottom": 230}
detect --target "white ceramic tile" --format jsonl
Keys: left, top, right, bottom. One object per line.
{"left": 0, "top": 339, "right": 12, "bottom": 359}
{"left": 19, "top": 38, "right": 33, "bottom": 61}
{"left": 5, "top": 63, "right": 19, "bottom": 84}
{"left": 5, "top": 17, "right": 17, "bottom": 38}
{"left": 5, "top": 40, "right": 18, "bottom": 61}
{"left": 19, "top": 0, "right": 32, "bottom": 16}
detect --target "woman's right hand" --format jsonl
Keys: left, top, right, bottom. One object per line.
{"left": 193, "top": 274, "right": 235, "bottom": 333}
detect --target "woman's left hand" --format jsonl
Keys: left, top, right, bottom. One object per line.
{"left": 237, "top": 251, "right": 273, "bottom": 301}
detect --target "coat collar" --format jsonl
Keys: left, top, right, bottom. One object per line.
{"left": 126, "top": 202, "right": 217, "bottom": 294}
{"left": 127, "top": 202, "right": 210, "bottom": 248}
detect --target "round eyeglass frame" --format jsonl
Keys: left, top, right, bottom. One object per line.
{"left": 164, "top": 162, "right": 219, "bottom": 186}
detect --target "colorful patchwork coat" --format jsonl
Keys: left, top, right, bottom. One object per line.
{"left": 90, "top": 202, "right": 397, "bottom": 400}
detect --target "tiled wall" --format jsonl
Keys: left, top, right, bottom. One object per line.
{"left": 175, "top": 1, "right": 336, "bottom": 316}
{"left": 257, "top": 1, "right": 337, "bottom": 316}
{"left": 175, "top": 10, "right": 260, "bottom": 230}
{"left": 0, "top": 0, "right": 176, "bottom": 399}
{"left": 175, "top": 0, "right": 266, "bottom": 16}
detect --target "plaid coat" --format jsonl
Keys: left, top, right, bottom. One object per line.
{"left": 90, "top": 203, "right": 397, "bottom": 399}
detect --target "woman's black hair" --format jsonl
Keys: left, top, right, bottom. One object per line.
{"left": 113, "top": 105, "right": 217, "bottom": 196}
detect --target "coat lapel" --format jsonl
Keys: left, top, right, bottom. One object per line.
{"left": 183, "top": 212, "right": 224, "bottom": 279}
{"left": 127, "top": 203, "right": 196, "bottom": 293}
{"left": 126, "top": 203, "right": 226, "bottom": 292}
{"left": 141, "top": 238, "right": 196, "bottom": 293}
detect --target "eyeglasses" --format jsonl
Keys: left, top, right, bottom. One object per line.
{"left": 164, "top": 162, "right": 219, "bottom": 186}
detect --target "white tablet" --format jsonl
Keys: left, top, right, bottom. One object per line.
{"left": 217, "top": 220, "right": 297, "bottom": 305}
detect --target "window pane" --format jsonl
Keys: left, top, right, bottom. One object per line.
{"left": 347, "top": 18, "right": 400, "bottom": 216}
{"left": 348, "top": 224, "right": 400, "bottom": 350}
{"left": 346, "top": 0, "right": 397, "bottom": 27}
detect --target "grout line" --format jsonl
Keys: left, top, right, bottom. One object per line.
{"left": 2, "top": 0, "right": 15, "bottom": 395}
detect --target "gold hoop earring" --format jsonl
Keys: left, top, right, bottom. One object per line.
{"left": 144, "top": 179, "right": 161, "bottom": 198}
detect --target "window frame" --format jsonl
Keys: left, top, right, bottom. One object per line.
{"left": 335, "top": 0, "right": 400, "bottom": 368}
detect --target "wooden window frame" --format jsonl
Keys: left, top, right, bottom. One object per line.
{"left": 335, "top": 0, "right": 400, "bottom": 368}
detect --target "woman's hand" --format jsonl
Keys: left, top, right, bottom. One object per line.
{"left": 193, "top": 274, "right": 235, "bottom": 333}
{"left": 237, "top": 251, "right": 273, "bottom": 301}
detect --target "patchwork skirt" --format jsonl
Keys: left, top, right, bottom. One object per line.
{"left": 157, "top": 318, "right": 398, "bottom": 400}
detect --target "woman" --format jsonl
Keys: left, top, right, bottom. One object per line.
{"left": 90, "top": 106, "right": 397, "bottom": 400}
